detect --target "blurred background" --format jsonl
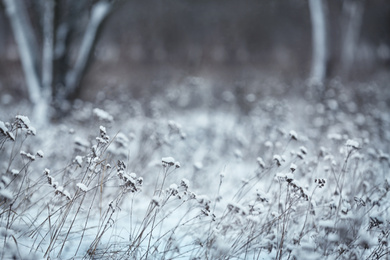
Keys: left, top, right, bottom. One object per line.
{"left": 0, "top": 0, "right": 389, "bottom": 115}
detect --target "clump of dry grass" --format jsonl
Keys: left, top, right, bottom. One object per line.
{"left": 1, "top": 84, "right": 389, "bottom": 260}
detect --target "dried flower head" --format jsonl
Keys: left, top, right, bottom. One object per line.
{"left": 0, "top": 121, "right": 15, "bottom": 141}
{"left": 20, "top": 151, "right": 35, "bottom": 161}
{"left": 273, "top": 154, "right": 283, "bottom": 167}
{"left": 96, "top": 126, "right": 110, "bottom": 144}
{"left": 180, "top": 178, "right": 190, "bottom": 191}
{"left": 290, "top": 163, "right": 297, "bottom": 172}
{"left": 299, "top": 146, "right": 307, "bottom": 155}
{"left": 15, "top": 115, "right": 36, "bottom": 135}
{"left": 289, "top": 130, "right": 298, "bottom": 141}
{"left": 162, "top": 157, "right": 175, "bottom": 167}
{"left": 346, "top": 139, "right": 360, "bottom": 149}
{"left": 257, "top": 157, "right": 266, "bottom": 169}
{"left": 169, "top": 183, "right": 179, "bottom": 196}
{"left": 36, "top": 150, "right": 44, "bottom": 158}
{"left": 314, "top": 178, "right": 326, "bottom": 188}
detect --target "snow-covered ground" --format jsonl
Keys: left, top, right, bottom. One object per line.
{"left": 1, "top": 78, "right": 389, "bottom": 259}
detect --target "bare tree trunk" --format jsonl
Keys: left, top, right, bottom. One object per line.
{"left": 3, "top": 0, "right": 115, "bottom": 123}
{"left": 308, "top": 0, "right": 328, "bottom": 89}
{"left": 42, "top": 0, "right": 54, "bottom": 97}
{"left": 2, "top": 0, "right": 41, "bottom": 105}
{"left": 341, "top": 0, "right": 364, "bottom": 77}
{"left": 65, "top": 1, "right": 111, "bottom": 97}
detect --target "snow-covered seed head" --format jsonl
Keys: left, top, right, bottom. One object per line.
{"left": 289, "top": 130, "right": 298, "bottom": 141}
{"left": 20, "top": 151, "right": 35, "bottom": 161}
{"left": 346, "top": 139, "right": 360, "bottom": 149}
{"left": 273, "top": 155, "right": 283, "bottom": 167}
{"left": 299, "top": 146, "right": 307, "bottom": 155}
{"left": 36, "top": 150, "right": 44, "bottom": 158}
{"left": 257, "top": 157, "right": 265, "bottom": 169}
{"left": 162, "top": 157, "right": 175, "bottom": 167}
{"left": 15, "top": 115, "right": 36, "bottom": 136}
{"left": 169, "top": 183, "right": 179, "bottom": 196}
{"left": 44, "top": 168, "right": 50, "bottom": 176}
{"left": 180, "top": 178, "right": 190, "bottom": 191}
{"left": 290, "top": 163, "right": 297, "bottom": 172}
{"left": 151, "top": 196, "right": 160, "bottom": 207}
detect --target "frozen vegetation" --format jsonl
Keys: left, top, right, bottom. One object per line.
{"left": 0, "top": 78, "right": 390, "bottom": 259}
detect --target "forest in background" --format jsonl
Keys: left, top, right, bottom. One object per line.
{"left": 0, "top": 0, "right": 389, "bottom": 106}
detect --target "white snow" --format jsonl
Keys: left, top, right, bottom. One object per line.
{"left": 327, "top": 133, "right": 343, "bottom": 140}
{"left": 36, "top": 150, "right": 44, "bottom": 158}
{"left": 93, "top": 108, "right": 113, "bottom": 122}
{"left": 77, "top": 183, "right": 89, "bottom": 192}
{"left": 0, "top": 189, "right": 12, "bottom": 200}
{"left": 75, "top": 155, "right": 83, "bottom": 166}
{"left": 257, "top": 157, "right": 265, "bottom": 168}
{"left": 74, "top": 136, "right": 90, "bottom": 148}
{"left": 20, "top": 151, "right": 35, "bottom": 161}
{"left": 115, "top": 132, "right": 129, "bottom": 146}
{"left": 346, "top": 139, "right": 360, "bottom": 149}
{"left": 289, "top": 130, "right": 298, "bottom": 140}
{"left": 290, "top": 163, "right": 297, "bottom": 172}
{"left": 15, "top": 115, "right": 36, "bottom": 135}
{"left": 299, "top": 146, "right": 308, "bottom": 155}
{"left": 162, "top": 157, "right": 175, "bottom": 166}
{"left": 194, "top": 161, "right": 203, "bottom": 170}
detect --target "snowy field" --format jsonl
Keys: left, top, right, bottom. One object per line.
{"left": 1, "top": 77, "right": 390, "bottom": 259}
